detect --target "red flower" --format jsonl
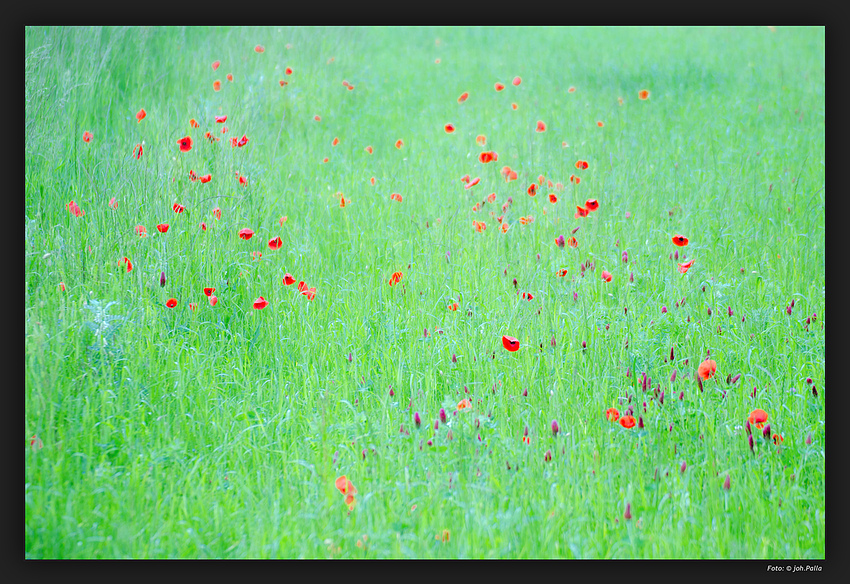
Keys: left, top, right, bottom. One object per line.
{"left": 268, "top": 236, "right": 283, "bottom": 250}
{"left": 200, "top": 174, "right": 212, "bottom": 183}
{"left": 512, "top": 103, "right": 518, "bottom": 110}
{"left": 212, "top": 207, "right": 221, "bottom": 220}
{"left": 597, "top": 121, "right": 604, "bottom": 127}
{"left": 536, "top": 120, "right": 546, "bottom": 132}
{"left": 478, "top": 151, "right": 497, "bottom": 164}
{"left": 212, "top": 60, "right": 220, "bottom": 71}
{"left": 512, "top": 76, "right": 522, "bottom": 86}
{"left": 448, "top": 302, "right": 459, "bottom": 311}
{"left": 200, "top": 222, "right": 207, "bottom": 231}
{"left": 672, "top": 235, "right": 689, "bottom": 247}
{"left": 585, "top": 199, "right": 599, "bottom": 211}
{"left": 494, "top": 82, "right": 505, "bottom": 91}
{"left": 575, "top": 160, "right": 589, "bottom": 170}
{"left": 569, "top": 174, "right": 581, "bottom": 184}
{"left": 226, "top": 74, "right": 233, "bottom": 82}
{"left": 213, "top": 80, "right": 221, "bottom": 91}
{"left": 173, "top": 203, "right": 185, "bottom": 213}
{"left": 332, "top": 137, "right": 340, "bottom": 146}
{"left": 165, "top": 298, "right": 177, "bottom": 308}
{"left": 390, "top": 193, "right": 403, "bottom": 202}
{"left": 253, "top": 296, "right": 269, "bottom": 310}
{"left": 132, "top": 144, "right": 143, "bottom": 159}
{"left": 549, "top": 194, "right": 558, "bottom": 203}
{"left": 748, "top": 409, "right": 768, "bottom": 429}
{"left": 136, "top": 108, "right": 146, "bottom": 123}
{"left": 601, "top": 270, "right": 612, "bottom": 282}
{"left": 255, "top": 45, "right": 265, "bottom": 53}
{"left": 298, "top": 281, "right": 317, "bottom": 300}
{"left": 389, "top": 271, "right": 403, "bottom": 286}
{"left": 395, "top": 139, "right": 404, "bottom": 149}
{"left": 189, "top": 302, "right": 198, "bottom": 312}
{"left": 82, "top": 131, "right": 93, "bottom": 143}
{"left": 678, "top": 260, "right": 695, "bottom": 274}
{"left": 156, "top": 223, "right": 169, "bottom": 233}
{"left": 606, "top": 407, "right": 620, "bottom": 422}
{"left": 190, "top": 118, "right": 200, "bottom": 128}
{"left": 285, "top": 67, "right": 293, "bottom": 75}
{"left": 215, "top": 115, "right": 227, "bottom": 123}
{"left": 67, "top": 200, "right": 85, "bottom": 217}
{"left": 502, "top": 335, "right": 520, "bottom": 352}
{"left": 135, "top": 225, "right": 147, "bottom": 237}
{"left": 465, "top": 177, "right": 480, "bottom": 190}
{"left": 568, "top": 86, "right": 576, "bottom": 93}
{"left": 698, "top": 359, "right": 717, "bottom": 381}
{"left": 123, "top": 257, "right": 133, "bottom": 272}
{"left": 237, "top": 134, "right": 249, "bottom": 147}
{"left": 203, "top": 287, "right": 216, "bottom": 297}
{"left": 108, "top": 197, "right": 118, "bottom": 209}
{"left": 619, "top": 415, "right": 636, "bottom": 429}
{"left": 335, "top": 475, "right": 357, "bottom": 496}
{"left": 238, "top": 228, "right": 254, "bottom": 240}
{"left": 178, "top": 136, "right": 193, "bottom": 152}
{"left": 638, "top": 89, "right": 650, "bottom": 100}
{"left": 567, "top": 237, "right": 578, "bottom": 248}
{"left": 444, "top": 123, "right": 456, "bottom": 133}
{"left": 209, "top": 294, "right": 218, "bottom": 307}
{"left": 365, "top": 145, "right": 373, "bottom": 154}
{"left": 283, "top": 273, "right": 295, "bottom": 286}
{"left": 575, "top": 206, "right": 589, "bottom": 218}
{"left": 527, "top": 183, "right": 537, "bottom": 197}
{"left": 476, "top": 135, "right": 486, "bottom": 146}
{"left": 458, "top": 92, "right": 469, "bottom": 103}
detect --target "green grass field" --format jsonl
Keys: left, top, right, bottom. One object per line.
{"left": 24, "top": 26, "right": 825, "bottom": 559}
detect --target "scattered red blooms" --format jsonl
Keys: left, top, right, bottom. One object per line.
{"left": 204, "top": 287, "right": 216, "bottom": 297}
{"left": 190, "top": 119, "right": 200, "bottom": 128}
{"left": 298, "top": 281, "right": 317, "bottom": 300}
{"left": 166, "top": 298, "right": 177, "bottom": 308}
{"left": 215, "top": 115, "right": 227, "bottom": 123}
{"left": 200, "top": 174, "right": 212, "bottom": 183}
{"left": 283, "top": 273, "right": 295, "bottom": 286}
{"left": 178, "top": 136, "right": 193, "bottom": 152}
{"left": 479, "top": 151, "right": 497, "bottom": 163}
{"left": 136, "top": 108, "right": 146, "bottom": 123}
{"left": 82, "top": 131, "right": 93, "bottom": 143}
{"left": 575, "top": 205, "right": 590, "bottom": 218}
{"left": 109, "top": 197, "right": 118, "bottom": 210}
{"left": 391, "top": 193, "right": 403, "bottom": 202}
{"left": 253, "top": 296, "right": 269, "bottom": 310}
{"left": 122, "top": 257, "right": 133, "bottom": 272}
{"left": 268, "top": 236, "right": 283, "bottom": 250}
{"left": 389, "top": 271, "right": 403, "bottom": 286}
{"left": 67, "top": 200, "right": 85, "bottom": 217}
{"left": 601, "top": 270, "right": 612, "bottom": 282}
{"left": 527, "top": 184, "right": 537, "bottom": 197}
{"left": 584, "top": 199, "right": 599, "bottom": 211}
{"left": 619, "top": 415, "right": 636, "bottom": 429}
{"left": 465, "top": 177, "right": 481, "bottom": 189}
{"left": 133, "top": 144, "right": 143, "bottom": 159}
{"left": 365, "top": 145, "right": 373, "bottom": 154}
{"left": 238, "top": 228, "right": 255, "bottom": 240}
{"left": 672, "top": 235, "right": 689, "bottom": 247}
{"left": 135, "top": 225, "right": 147, "bottom": 237}
{"left": 173, "top": 203, "right": 185, "bottom": 213}
{"left": 575, "top": 160, "right": 589, "bottom": 170}
{"left": 476, "top": 135, "right": 486, "bottom": 146}
{"left": 678, "top": 260, "right": 695, "bottom": 274}
{"left": 285, "top": 67, "right": 293, "bottom": 75}
{"left": 226, "top": 74, "right": 233, "bottom": 82}
{"left": 156, "top": 223, "right": 169, "bottom": 233}
{"left": 512, "top": 76, "right": 522, "bottom": 86}
{"left": 698, "top": 359, "right": 717, "bottom": 381}
{"left": 213, "top": 80, "right": 221, "bottom": 91}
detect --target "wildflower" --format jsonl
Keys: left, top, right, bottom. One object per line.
{"left": 638, "top": 89, "right": 650, "bottom": 100}
{"left": 156, "top": 224, "right": 169, "bottom": 233}
{"left": 551, "top": 420, "right": 560, "bottom": 436}
{"left": 444, "top": 123, "right": 456, "bottom": 133}
{"left": 82, "top": 131, "right": 93, "bottom": 143}
{"left": 748, "top": 409, "right": 768, "bottom": 430}
{"left": 502, "top": 335, "right": 520, "bottom": 352}
{"left": 697, "top": 359, "right": 717, "bottom": 381}
{"left": 457, "top": 398, "right": 472, "bottom": 411}
{"left": 601, "top": 270, "right": 612, "bottom": 282}
{"left": 238, "top": 228, "right": 255, "bottom": 240}
{"left": 495, "top": 82, "right": 505, "bottom": 91}
{"left": 671, "top": 235, "right": 688, "bottom": 247}
{"left": 268, "top": 236, "right": 283, "bottom": 250}
{"left": 178, "top": 136, "right": 193, "bottom": 152}
{"left": 606, "top": 408, "right": 620, "bottom": 422}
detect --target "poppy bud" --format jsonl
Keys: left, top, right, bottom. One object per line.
{"left": 551, "top": 420, "right": 560, "bottom": 436}
{"left": 414, "top": 412, "right": 421, "bottom": 428}
{"left": 160, "top": 271, "right": 166, "bottom": 287}
{"left": 439, "top": 408, "right": 447, "bottom": 424}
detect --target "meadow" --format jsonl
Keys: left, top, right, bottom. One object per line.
{"left": 24, "top": 26, "right": 825, "bottom": 559}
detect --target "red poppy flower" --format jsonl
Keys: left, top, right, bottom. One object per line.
{"left": 672, "top": 235, "right": 689, "bottom": 247}
{"left": 164, "top": 298, "right": 177, "bottom": 308}
{"left": 619, "top": 415, "right": 636, "bottom": 429}
{"left": 575, "top": 205, "right": 589, "bottom": 218}
{"left": 487, "top": 193, "right": 496, "bottom": 203}
{"left": 521, "top": 292, "right": 535, "bottom": 301}
{"left": 458, "top": 92, "right": 469, "bottom": 103}
{"left": 313, "top": 114, "right": 320, "bottom": 121}
{"left": 226, "top": 74, "right": 233, "bottom": 82}
{"left": 132, "top": 143, "right": 143, "bottom": 159}
{"left": 476, "top": 135, "right": 486, "bottom": 146}
{"left": 444, "top": 123, "right": 455, "bottom": 133}
{"left": 189, "top": 302, "right": 198, "bottom": 312}
{"left": 536, "top": 120, "right": 546, "bottom": 132}
{"left": 527, "top": 184, "right": 538, "bottom": 197}
{"left": 298, "top": 281, "right": 317, "bottom": 300}
{"left": 253, "top": 296, "right": 269, "bottom": 310}
{"left": 391, "top": 193, "right": 403, "bottom": 202}
{"left": 511, "top": 103, "right": 518, "bottom": 110}
{"left": 283, "top": 273, "right": 295, "bottom": 286}
{"left": 570, "top": 174, "right": 581, "bottom": 184}
{"left": 698, "top": 359, "right": 717, "bottom": 381}
{"left": 502, "top": 335, "right": 520, "bottom": 352}
{"left": 575, "top": 160, "right": 589, "bottom": 170}
{"left": 268, "top": 236, "right": 283, "bottom": 250}
{"left": 365, "top": 145, "right": 373, "bottom": 154}
{"left": 506, "top": 170, "right": 517, "bottom": 182}
{"left": 255, "top": 45, "right": 265, "bottom": 53}
{"left": 82, "top": 131, "right": 93, "bottom": 143}
{"left": 465, "top": 177, "right": 481, "bottom": 190}
{"left": 123, "top": 257, "right": 133, "bottom": 272}
{"left": 370, "top": 177, "right": 376, "bottom": 185}
{"left": 512, "top": 76, "right": 522, "bottom": 86}
{"left": 207, "top": 132, "right": 220, "bottom": 144}
{"left": 339, "top": 195, "right": 349, "bottom": 207}
{"left": 215, "top": 115, "right": 227, "bottom": 123}
{"left": 557, "top": 268, "right": 568, "bottom": 277}
{"left": 199, "top": 174, "right": 212, "bottom": 183}
{"left": 395, "top": 139, "right": 404, "bottom": 149}
{"left": 323, "top": 157, "right": 329, "bottom": 163}
{"left": 173, "top": 203, "right": 185, "bottom": 213}
{"left": 549, "top": 194, "right": 558, "bottom": 203}
{"left": 638, "top": 89, "right": 650, "bottom": 100}
{"left": 213, "top": 80, "right": 221, "bottom": 91}
{"left": 200, "top": 222, "right": 207, "bottom": 231}
{"left": 606, "top": 407, "right": 620, "bottom": 422}
{"left": 678, "top": 260, "right": 695, "bottom": 274}
{"left": 388, "top": 271, "right": 403, "bottom": 286}
{"left": 500, "top": 223, "right": 510, "bottom": 233}
{"left": 279, "top": 216, "right": 288, "bottom": 225}
{"left": 332, "top": 137, "right": 340, "bottom": 146}
{"left": 133, "top": 107, "right": 147, "bottom": 123}
{"left": 478, "top": 151, "right": 497, "bottom": 164}
{"left": 190, "top": 118, "right": 200, "bottom": 128}
{"left": 285, "top": 67, "right": 293, "bottom": 75}
{"left": 597, "top": 121, "right": 604, "bottom": 127}
{"left": 748, "top": 408, "right": 768, "bottom": 429}
{"left": 238, "top": 228, "right": 254, "bottom": 240}
{"left": 157, "top": 223, "right": 169, "bottom": 233}
{"left": 108, "top": 197, "right": 118, "bottom": 209}
{"left": 567, "top": 236, "right": 578, "bottom": 248}
{"left": 474, "top": 220, "right": 486, "bottom": 232}
{"left": 585, "top": 199, "right": 599, "bottom": 211}
{"left": 210, "top": 207, "right": 221, "bottom": 220}
{"left": 135, "top": 225, "right": 147, "bottom": 237}
{"left": 67, "top": 200, "right": 85, "bottom": 217}
{"left": 239, "top": 176, "right": 247, "bottom": 186}
{"left": 494, "top": 82, "right": 505, "bottom": 91}
{"left": 448, "top": 302, "right": 459, "bottom": 311}
{"left": 178, "top": 136, "right": 193, "bottom": 152}
{"left": 209, "top": 294, "right": 218, "bottom": 307}
{"left": 237, "top": 134, "right": 249, "bottom": 147}
{"left": 568, "top": 86, "right": 576, "bottom": 93}
{"left": 204, "top": 287, "right": 216, "bottom": 297}
{"left": 601, "top": 270, "right": 612, "bottom": 282}
{"left": 212, "top": 60, "right": 220, "bottom": 71}
{"left": 335, "top": 475, "right": 357, "bottom": 496}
